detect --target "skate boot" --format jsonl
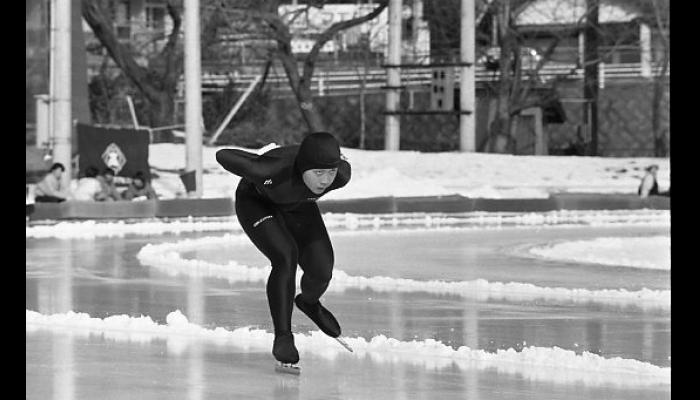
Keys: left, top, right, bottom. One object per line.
{"left": 294, "top": 294, "right": 341, "bottom": 338}
{"left": 272, "top": 332, "right": 299, "bottom": 365}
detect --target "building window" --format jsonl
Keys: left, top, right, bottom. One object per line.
{"left": 146, "top": 1, "right": 166, "bottom": 31}
{"left": 114, "top": 0, "right": 131, "bottom": 25}
{"left": 113, "top": 0, "right": 131, "bottom": 40}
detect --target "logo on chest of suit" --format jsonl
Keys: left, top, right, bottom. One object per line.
{"left": 264, "top": 179, "right": 272, "bottom": 185}
{"left": 307, "top": 197, "right": 318, "bottom": 202}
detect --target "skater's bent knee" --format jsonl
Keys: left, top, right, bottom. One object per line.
{"left": 269, "top": 250, "right": 298, "bottom": 272}
{"left": 305, "top": 269, "right": 332, "bottom": 285}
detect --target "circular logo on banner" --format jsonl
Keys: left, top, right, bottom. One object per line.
{"left": 101, "top": 142, "right": 127, "bottom": 174}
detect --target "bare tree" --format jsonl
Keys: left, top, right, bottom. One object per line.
{"left": 470, "top": 0, "right": 644, "bottom": 154}
{"left": 215, "top": 0, "right": 388, "bottom": 133}
{"left": 82, "top": 0, "right": 184, "bottom": 127}
{"left": 478, "top": 0, "right": 563, "bottom": 153}
{"left": 647, "top": 0, "right": 669, "bottom": 157}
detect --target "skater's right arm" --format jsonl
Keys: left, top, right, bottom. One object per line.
{"left": 216, "top": 149, "right": 264, "bottom": 181}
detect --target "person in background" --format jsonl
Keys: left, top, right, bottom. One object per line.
{"left": 96, "top": 168, "right": 121, "bottom": 201}
{"left": 73, "top": 166, "right": 103, "bottom": 201}
{"left": 35, "top": 163, "right": 71, "bottom": 203}
{"left": 638, "top": 164, "right": 660, "bottom": 198}
{"left": 122, "top": 171, "right": 158, "bottom": 201}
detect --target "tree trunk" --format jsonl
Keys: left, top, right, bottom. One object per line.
{"left": 487, "top": 0, "right": 516, "bottom": 154}
{"left": 82, "top": 0, "right": 182, "bottom": 128}
{"left": 149, "top": 92, "right": 176, "bottom": 127}
{"left": 359, "top": 81, "right": 367, "bottom": 149}
{"left": 275, "top": 49, "right": 325, "bottom": 132}
{"left": 583, "top": 0, "right": 600, "bottom": 156}
{"left": 651, "top": 47, "right": 669, "bottom": 157}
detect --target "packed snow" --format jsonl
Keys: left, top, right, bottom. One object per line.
{"left": 147, "top": 143, "right": 670, "bottom": 200}
{"left": 529, "top": 236, "right": 670, "bottom": 270}
{"left": 136, "top": 232, "right": 670, "bottom": 310}
{"left": 26, "top": 309, "right": 670, "bottom": 387}
{"left": 26, "top": 209, "right": 669, "bottom": 239}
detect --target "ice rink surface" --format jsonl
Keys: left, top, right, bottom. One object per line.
{"left": 26, "top": 219, "right": 670, "bottom": 400}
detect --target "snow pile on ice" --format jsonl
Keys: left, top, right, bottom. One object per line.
{"left": 26, "top": 209, "right": 669, "bottom": 239}
{"left": 137, "top": 234, "right": 670, "bottom": 310}
{"left": 25, "top": 218, "right": 242, "bottom": 239}
{"left": 146, "top": 143, "right": 670, "bottom": 200}
{"left": 26, "top": 309, "right": 670, "bottom": 387}
{"left": 530, "top": 236, "right": 670, "bottom": 270}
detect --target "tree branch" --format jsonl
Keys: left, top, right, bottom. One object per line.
{"left": 303, "top": 1, "right": 388, "bottom": 84}
{"left": 161, "top": 0, "right": 183, "bottom": 84}
{"left": 81, "top": 0, "right": 158, "bottom": 100}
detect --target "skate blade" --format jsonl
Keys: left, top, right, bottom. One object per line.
{"left": 275, "top": 362, "right": 301, "bottom": 375}
{"left": 334, "top": 337, "right": 353, "bottom": 353}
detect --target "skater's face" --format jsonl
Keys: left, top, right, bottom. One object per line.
{"left": 302, "top": 168, "right": 338, "bottom": 194}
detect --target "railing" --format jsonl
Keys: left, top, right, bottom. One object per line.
{"left": 194, "top": 62, "right": 670, "bottom": 96}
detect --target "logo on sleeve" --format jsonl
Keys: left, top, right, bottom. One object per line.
{"left": 264, "top": 179, "right": 272, "bottom": 185}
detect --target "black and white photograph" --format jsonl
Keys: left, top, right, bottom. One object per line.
{"left": 26, "top": 0, "right": 670, "bottom": 398}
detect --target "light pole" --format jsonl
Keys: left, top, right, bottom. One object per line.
{"left": 184, "top": 0, "right": 203, "bottom": 197}
{"left": 53, "top": 0, "right": 73, "bottom": 184}
{"left": 384, "top": 0, "right": 402, "bottom": 151}
{"left": 459, "top": 0, "right": 476, "bottom": 152}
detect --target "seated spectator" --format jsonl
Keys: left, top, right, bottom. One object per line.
{"left": 73, "top": 166, "right": 102, "bottom": 201}
{"left": 35, "top": 163, "right": 71, "bottom": 203}
{"left": 122, "top": 171, "right": 158, "bottom": 201}
{"left": 96, "top": 168, "right": 121, "bottom": 201}
{"left": 638, "top": 164, "right": 660, "bottom": 198}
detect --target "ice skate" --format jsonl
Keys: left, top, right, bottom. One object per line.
{"left": 295, "top": 294, "right": 341, "bottom": 338}
{"left": 275, "top": 362, "right": 301, "bottom": 375}
{"left": 295, "top": 295, "right": 353, "bottom": 352}
{"left": 272, "top": 332, "right": 300, "bottom": 374}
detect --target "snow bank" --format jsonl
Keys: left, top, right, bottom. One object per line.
{"left": 136, "top": 234, "right": 670, "bottom": 310}
{"left": 26, "top": 209, "right": 669, "bottom": 239}
{"left": 26, "top": 309, "right": 670, "bottom": 387}
{"left": 147, "top": 143, "right": 670, "bottom": 200}
{"left": 530, "top": 236, "right": 670, "bottom": 270}
{"left": 25, "top": 218, "right": 241, "bottom": 239}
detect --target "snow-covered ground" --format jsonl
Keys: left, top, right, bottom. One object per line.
{"left": 135, "top": 230, "right": 670, "bottom": 310}
{"left": 529, "top": 236, "right": 670, "bottom": 270}
{"left": 27, "top": 143, "right": 671, "bottom": 398}
{"left": 26, "top": 308, "right": 670, "bottom": 387}
{"left": 147, "top": 143, "right": 671, "bottom": 200}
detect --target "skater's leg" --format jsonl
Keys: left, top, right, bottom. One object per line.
{"left": 297, "top": 238, "right": 333, "bottom": 304}
{"left": 235, "top": 195, "right": 298, "bottom": 337}
{"left": 283, "top": 202, "right": 334, "bottom": 304}
{"left": 283, "top": 203, "right": 340, "bottom": 337}
{"left": 249, "top": 221, "right": 299, "bottom": 335}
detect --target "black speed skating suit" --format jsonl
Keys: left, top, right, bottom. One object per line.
{"left": 216, "top": 139, "right": 351, "bottom": 338}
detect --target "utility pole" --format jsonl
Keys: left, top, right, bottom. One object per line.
{"left": 385, "top": 0, "right": 402, "bottom": 151}
{"left": 459, "top": 0, "right": 475, "bottom": 152}
{"left": 411, "top": 0, "right": 422, "bottom": 60}
{"left": 185, "top": 0, "right": 203, "bottom": 197}
{"left": 584, "top": 0, "right": 599, "bottom": 156}
{"left": 53, "top": 0, "right": 72, "bottom": 185}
